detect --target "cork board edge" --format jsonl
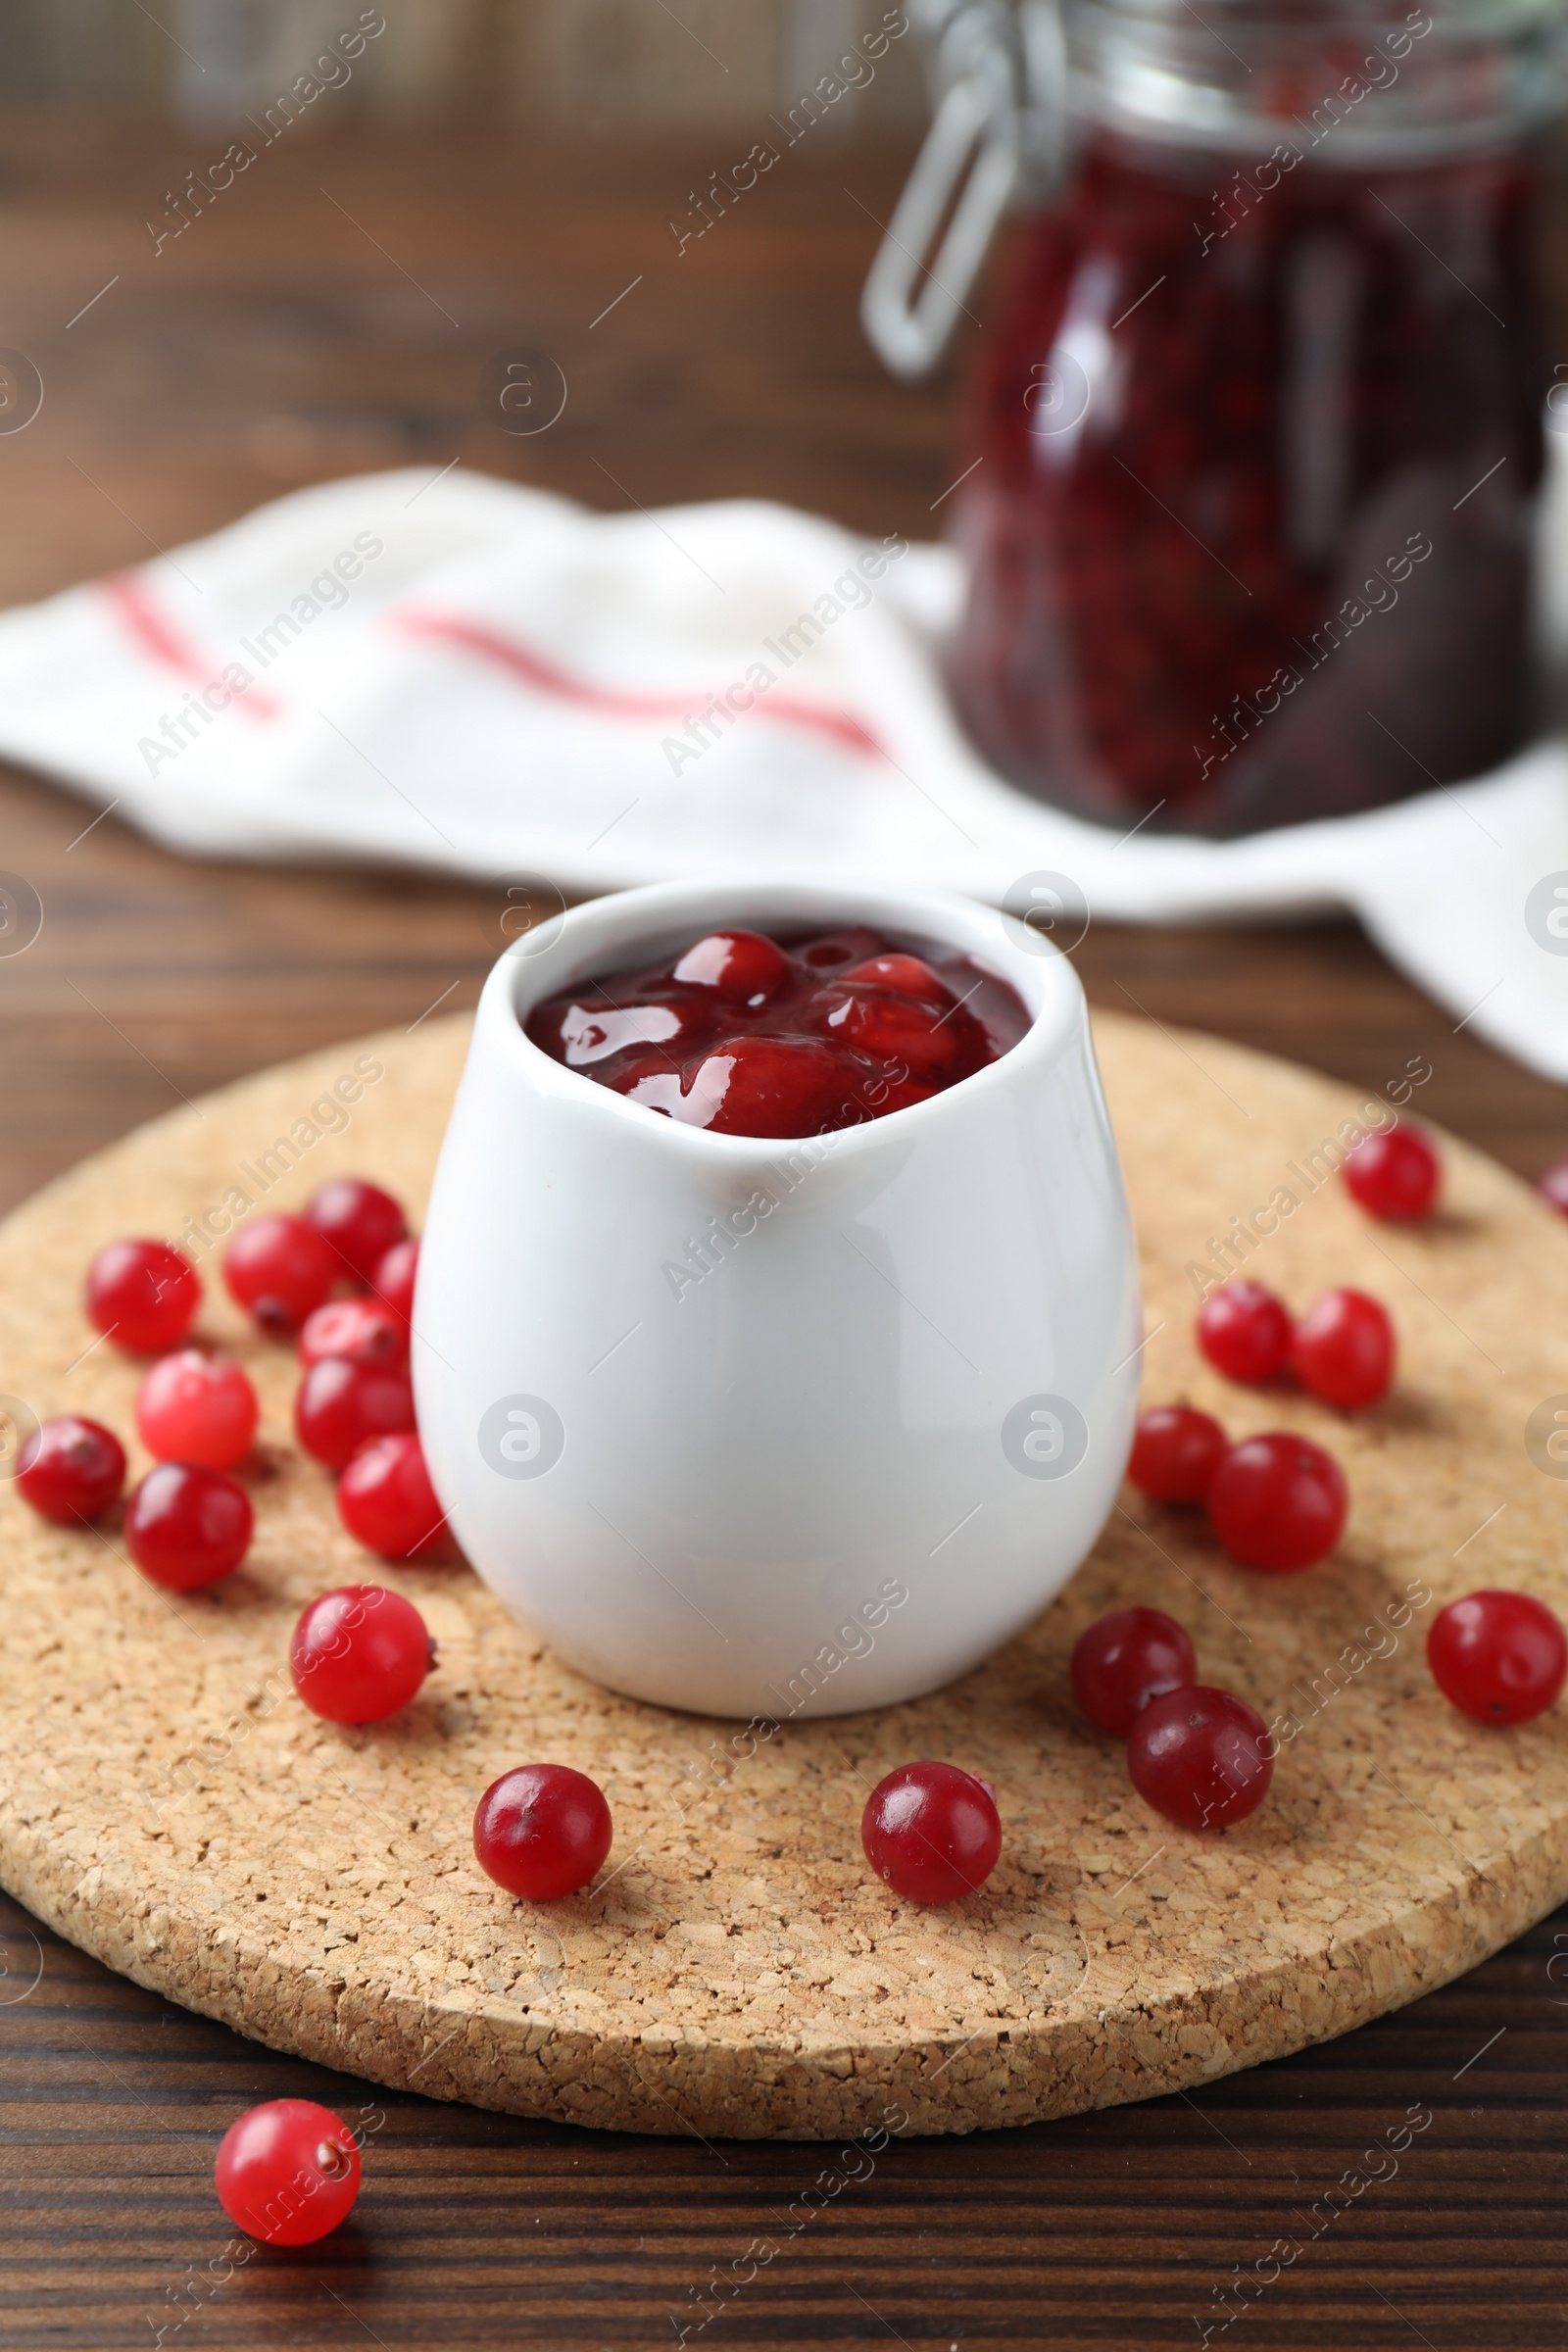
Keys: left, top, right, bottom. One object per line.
{"left": 2, "top": 1803, "right": 1555, "bottom": 2140}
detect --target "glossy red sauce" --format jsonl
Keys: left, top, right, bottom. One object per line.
{"left": 524, "top": 925, "right": 1031, "bottom": 1138}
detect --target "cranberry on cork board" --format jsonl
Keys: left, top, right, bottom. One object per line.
{"left": 0, "top": 1010, "right": 1563, "bottom": 2139}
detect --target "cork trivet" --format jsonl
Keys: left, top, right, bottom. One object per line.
{"left": 1, "top": 1010, "right": 1565, "bottom": 2141}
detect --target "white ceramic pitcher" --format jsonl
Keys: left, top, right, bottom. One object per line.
{"left": 414, "top": 876, "right": 1141, "bottom": 1718}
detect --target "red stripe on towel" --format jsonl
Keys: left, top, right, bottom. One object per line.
{"left": 101, "top": 574, "right": 279, "bottom": 719}
{"left": 395, "top": 609, "right": 885, "bottom": 760}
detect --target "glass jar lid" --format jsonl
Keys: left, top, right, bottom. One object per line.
{"left": 1062, "top": 0, "right": 1568, "bottom": 160}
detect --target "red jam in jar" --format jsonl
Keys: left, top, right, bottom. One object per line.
{"left": 948, "top": 18, "right": 1549, "bottom": 835}
{"left": 524, "top": 926, "right": 1030, "bottom": 1138}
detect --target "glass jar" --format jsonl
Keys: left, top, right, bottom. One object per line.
{"left": 868, "top": 1, "right": 1568, "bottom": 835}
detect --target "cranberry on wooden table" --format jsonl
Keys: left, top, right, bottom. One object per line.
{"left": 473, "top": 1764, "right": 613, "bottom": 1899}
{"left": 1292, "top": 1289, "right": 1396, "bottom": 1408}
{"left": 223, "top": 1213, "right": 337, "bottom": 1335}
{"left": 860, "top": 1761, "right": 1002, "bottom": 1904}
{"left": 1128, "top": 1404, "right": 1228, "bottom": 1502}
{"left": 298, "top": 1297, "right": 407, "bottom": 1368}
{"left": 1071, "top": 1607, "right": 1197, "bottom": 1738}
{"left": 136, "top": 1350, "right": 258, "bottom": 1471}
{"left": 1128, "top": 1687, "right": 1273, "bottom": 1829}
{"left": 1428, "top": 1591, "right": 1567, "bottom": 1726}
{"left": 124, "top": 1463, "right": 252, "bottom": 1590}
{"left": 306, "top": 1178, "right": 408, "bottom": 1285}
{"left": 294, "top": 1355, "right": 415, "bottom": 1471}
{"left": 290, "top": 1585, "right": 433, "bottom": 1723}
{"left": 214, "top": 2099, "right": 361, "bottom": 2245}
{"left": 1343, "top": 1125, "right": 1441, "bottom": 1221}
{"left": 84, "top": 1238, "right": 200, "bottom": 1352}
{"left": 15, "top": 1416, "right": 125, "bottom": 1524}
{"left": 336, "top": 1432, "right": 447, "bottom": 1560}
{"left": 1207, "top": 1432, "right": 1348, "bottom": 1572}
{"left": 1197, "top": 1280, "right": 1293, "bottom": 1384}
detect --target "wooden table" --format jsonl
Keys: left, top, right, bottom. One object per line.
{"left": 1, "top": 114, "right": 1565, "bottom": 2351}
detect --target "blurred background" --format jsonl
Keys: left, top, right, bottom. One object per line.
{"left": 1, "top": 0, "right": 927, "bottom": 125}
{"left": 0, "top": 0, "right": 945, "bottom": 612}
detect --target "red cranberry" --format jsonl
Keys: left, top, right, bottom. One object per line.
{"left": 136, "top": 1349, "right": 258, "bottom": 1471}
{"left": 84, "top": 1239, "right": 200, "bottom": 1353}
{"left": 812, "top": 984, "right": 965, "bottom": 1083}
{"left": 15, "top": 1416, "right": 125, "bottom": 1524}
{"left": 1292, "top": 1289, "right": 1395, "bottom": 1409}
{"left": 214, "top": 2098, "right": 361, "bottom": 2245}
{"left": 1071, "top": 1606, "right": 1197, "bottom": 1738}
{"left": 299, "top": 1298, "right": 407, "bottom": 1369}
{"left": 670, "top": 928, "right": 791, "bottom": 1002}
{"left": 370, "top": 1237, "right": 418, "bottom": 1324}
{"left": 124, "top": 1462, "right": 253, "bottom": 1591}
{"left": 596, "top": 1051, "right": 683, "bottom": 1115}
{"left": 223, "top": 1214, "right": 338, "bottom": 1335}
{"left": 794, "top": 926, "right": 885, "bottom": 970}
{"left": 1197, "top": 1280, "right": 1293, "bottom": 1384}
{"left": 1207, "top": 1432, "right": 1348, "bottom": 1572}
{"left": 1428, "top": 1590, "right": 1567, "bottom": 1726}
{"left": 860, "top": 1761, "right": 1002, "bottom": 1904}
{"left": 306, "top": 1178, "right": 409, "bottom": 1285}
{"left": 290, "top": 1584, "right": 432, "bottom": 1723}
{"left": 1538, "top": 1157, "right": 1568, "bottom": 1217}
{"left": 1128, "top": 1686, "right": 1273, "bottom": 1829}
{"left": 473, "top": 1764, "right": 613, "bottom": 1898}
{"left": 1128, "top": 1404, "right": 1228, "bottom": 1502}
{"left": 337, "top": 1433, "right": 447, "bottom": 1560}
{"left": 294, "top": 1356, "right": 415, "bottom": 1471}
{"left": 1343, "top": 1125, "right": 1441, "bottom": 1221}
{"left": 625, "top": 1035, "right": 867, "bottom": 1138}
{"left": 840, "top": 952, "right": 952, "bottom": 1005}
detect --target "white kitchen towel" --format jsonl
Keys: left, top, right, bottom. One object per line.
{"left": 0, "top": 463, "right": 1563, "bottom": 1079}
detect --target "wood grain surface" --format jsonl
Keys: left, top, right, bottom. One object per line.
{"left": 0, "top": 111, "right": 1566, "bottom": 2349}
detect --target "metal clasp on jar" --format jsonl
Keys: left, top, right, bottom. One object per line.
{"left": 861, "top": 0, "right": 1067, "bottom": 377}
